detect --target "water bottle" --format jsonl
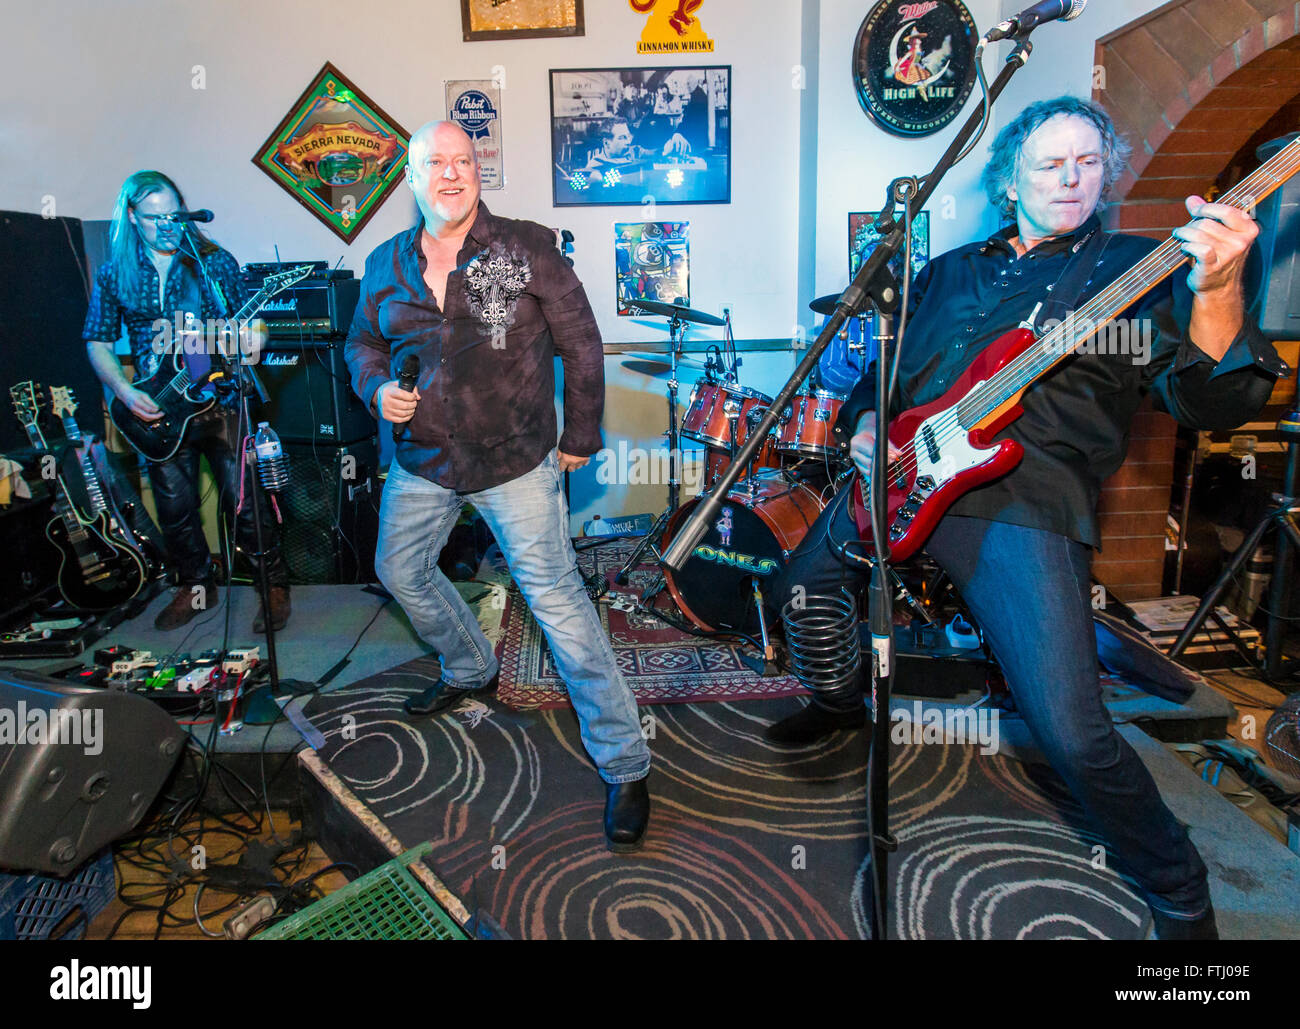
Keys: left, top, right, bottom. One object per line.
{"left": 254, "top": 422, "right": 289, "bottom": 492}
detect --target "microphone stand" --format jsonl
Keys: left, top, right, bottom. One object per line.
{"left": 660, "top": 33, "right": 1037, "bottom": 940}
{"left": 183, "top": 227, "right": 306, "bottom": 725}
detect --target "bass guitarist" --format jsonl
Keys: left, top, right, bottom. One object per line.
{"left": 83, "top": 170, "right": 291, "bottom": 632}
{"left": 766, "top": 97, "right": 1286, "bottom": 940}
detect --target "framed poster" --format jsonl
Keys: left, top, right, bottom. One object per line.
{"left": 615, "top": 221, "right": 689, "bottom": 316}
{"left": 849, "top": 210, "right": 930, "bottom": 282}
{"left": 461, "top": 0, "right": 583, "bottom": 41}
{"left": 252, "top": 63, "right": 409, "bottom": 243}
{"left": 445, "top": 80, "right": 504, "bottom": 190}
{"left": 550, "top": 67, "right": 730, "bottom": 207}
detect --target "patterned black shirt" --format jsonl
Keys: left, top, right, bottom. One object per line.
{"left": 344, "top": 201, "right": 605, "bottom": 493}
{"left": 81, "top": 237, "right": 247, "bottom": 383}
{"left": 835, "top": 214, "right": 1287, "bottom": 547}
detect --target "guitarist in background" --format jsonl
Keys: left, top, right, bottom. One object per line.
{"left": 83, "top": 170, "right": 291, "bottom": 632}
{"left": 767, "top": 97, "right": 1286, "bottom": 940}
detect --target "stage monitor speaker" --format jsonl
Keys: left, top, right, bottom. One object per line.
{"left": 0, "top": 668, "right": 185, "bottom": 875}
{"left": 269, "top": 437, "right": 380, "bottom": 585}
{"left": 0, "top": 211, "right": 104, "bottom": 455}
{"left": 254, "top": 341, "right": 377, "bottom": 445}
{"left": 1247, "top": 133, "right": 1300, "bottom": 343}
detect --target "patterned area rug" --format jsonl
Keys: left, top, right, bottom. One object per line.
{"left": 305, "top": 683, "right": 1152, "bottom": 940}
{"left": 493, "top": 538, "right": 804, "bottom": 709}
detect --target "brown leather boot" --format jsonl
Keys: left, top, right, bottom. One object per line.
{"left": 154, "top": 583, "right": 218, "bottom": 631}
{"left": 253, "top": 586, "right": 292, "bottom": 634}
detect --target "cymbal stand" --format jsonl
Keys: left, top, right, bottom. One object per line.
{"left": 614, "top": 310, "right": 688, "bottom": 586}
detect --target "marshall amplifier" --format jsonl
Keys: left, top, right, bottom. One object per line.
{"left": 255, "top": 341, "right": 376, "bottom": 445}
{"left": 242, "top": 265, "right": 360, "bottom": 340}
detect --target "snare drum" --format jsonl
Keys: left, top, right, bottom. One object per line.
{"left": 777, "top": 389, "right": 848, "bottom": 460}
{"left": 681, "top": 382, "right": 773, "bottom": 450}
{"left": 661, "top": 469, "right": 826, "bottom": 633}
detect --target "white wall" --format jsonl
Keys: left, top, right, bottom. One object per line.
{"left": 0, "top": 0, "right": 1157, "bottom": 525}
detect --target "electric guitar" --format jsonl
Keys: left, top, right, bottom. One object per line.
{"left": 49, "top": 385, "right": 159, "bottom": 572}
{"left": 109, "top": 263, "right": 313, "bottom": 462}
{"left": 10, "top": 381, "right": 148, "bottom": 610}
{"left": 851, "top": 135, "right": 1300, "bottom": 560}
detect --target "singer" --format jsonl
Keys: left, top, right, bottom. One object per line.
{"left": 83, "top": 170, "right": 292, "bottom": 632}
{"left": 343, "top": 122, "right": 652, "bottom": 852}
{"left": 765, "top": 97, "right": 1285, "bottom": 939}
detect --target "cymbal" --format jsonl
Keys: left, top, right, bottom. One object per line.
{"left": 809, "top": 293, "right": 846, "bottom": 316}
{"left": 626, "top": 299, "right": 726, "bottom": 326}
{"left": 620, "top": 356, "right": 708, "bottom": 378}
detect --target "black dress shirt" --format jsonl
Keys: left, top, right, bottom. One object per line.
{"left": 835, "top": 215, "right": 1287, "bottom": 547}
{"left": 344, "top": 202, "right": 605, "bottom": 493}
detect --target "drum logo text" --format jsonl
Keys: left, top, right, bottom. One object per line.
{"left": 693, "top": 546, "right": 778, "bottom": 576}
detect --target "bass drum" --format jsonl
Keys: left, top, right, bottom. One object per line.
{"left": 661, "top": 470, "right": 826, "bottom": 634}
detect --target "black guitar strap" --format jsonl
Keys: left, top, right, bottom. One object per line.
{"left": 1029, "top": 227, "right": 1111, "bottom": 337}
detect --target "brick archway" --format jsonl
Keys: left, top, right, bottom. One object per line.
{"left": 1096, "top": 0, "right": 1300, "bottom": 238}
{"left": 1088, "top": 1, "right": 1300, "bottom": 600}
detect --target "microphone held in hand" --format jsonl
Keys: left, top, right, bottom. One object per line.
{"left": 393, "top": 353, "right": 421, "bottom": 442}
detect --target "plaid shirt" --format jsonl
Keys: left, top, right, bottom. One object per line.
{"left": 82, "top": 238, "right": 247, "bottom": 383}
{"left": 345, "top": 202, "right": 605, "bottom": 493}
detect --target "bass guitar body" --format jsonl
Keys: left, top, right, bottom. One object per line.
{"left": 850, "top": 326, "right": 1037, "bottom": 561}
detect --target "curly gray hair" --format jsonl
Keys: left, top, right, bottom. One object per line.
{"left": 980, "top": 96, "right": 1131, "bottom": 221}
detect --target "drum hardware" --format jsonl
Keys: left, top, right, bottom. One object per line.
{"left": 613, "top": 303, "right": 698, "bottom": 587}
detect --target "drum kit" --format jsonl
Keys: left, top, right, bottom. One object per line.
{"left": 616, "top": 297, "right": 870, "bottom": 644}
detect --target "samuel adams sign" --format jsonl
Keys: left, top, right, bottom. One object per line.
{"left": 853, "top": 0, "right": 979, "bottom": 137}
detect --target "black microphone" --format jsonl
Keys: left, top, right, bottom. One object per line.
{"left": 392, "top": 353, "right": 420, "bottom": 442}
{"left": 982, "top": 0, "right": 1086, "bottom": 43}
{"left": 162, "top": 209, "right": 215, "bottom": 223}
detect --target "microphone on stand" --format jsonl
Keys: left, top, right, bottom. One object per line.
{"left": 161, "top": 209, "right": 216, "bottom": 223}
{"left": 981, "top": 0, "right": 1086, "bottom": 43}
{"left": 392, "top": 353, "right": 421, "bottom": 443}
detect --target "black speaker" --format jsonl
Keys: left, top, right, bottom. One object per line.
{"left": 254, "top": 341, "right": 376, "bottom": 445}
{"left": 0, "top": 211, "right": 105, "bottom": 455}
{"left": 1247, "top": 133, "right": 1300, "bottom": 343}
{"left": 276, "top": 438, "right": 380, "bottom": 584}
{"left": 0, "top": 668, "right": 185, "bottom": 875}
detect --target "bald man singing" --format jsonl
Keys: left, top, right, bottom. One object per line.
{"left": 344, "top": 122, "right": 651, "bottom": 851}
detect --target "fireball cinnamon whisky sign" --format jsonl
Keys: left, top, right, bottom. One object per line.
{"left": 254, "top": 63, "right": 409, "bottom": 242}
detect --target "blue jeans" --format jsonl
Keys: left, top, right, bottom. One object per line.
{"left": 774, "top": 496, "right": 1211, "bottom": 919}
{"left": 376, "top": 452, "right": 650, "bottom": 784}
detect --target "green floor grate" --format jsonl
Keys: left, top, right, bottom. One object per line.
{"left": 255, "top": 843, "right": 468, "bottom": 940}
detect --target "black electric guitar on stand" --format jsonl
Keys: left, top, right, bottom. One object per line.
{"left": 109, "top": 263, "right": 313, "bottom": 462}
{"left": 10, "top": 381, "right": 148, "bottom": 610}
{"left": 50, "top": 385, "right": 160, "bottom": 574}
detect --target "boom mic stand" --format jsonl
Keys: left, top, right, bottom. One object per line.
{"left": 184, "top": 230, "right": 311, "bottom": 725}
{"left": 660, "top": 33, "right": 1037, "bottom": 940}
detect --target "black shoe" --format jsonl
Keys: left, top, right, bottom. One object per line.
{"left": 1151, "top": 904, "right": 1219, "bottom": 941}
{"left": 765, "top": 701, "right": 866, "bottom": 744}
{"left": 403, "top": 672, "right": 499, "bottom": 718}
{"left": 604, "top": 776, "right": 650, "bottom": 853}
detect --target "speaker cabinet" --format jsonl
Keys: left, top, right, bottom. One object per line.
{"left": 0, "top": 668, "right": 185, "bottom": 875}
{"left": 275, "top": 438, "right": 380, "bottom": 585}
{"left": 1247, "top": 133, "right": 1300, "bottom": 343}
{"left": 254, "top": 341, "right": 376, "bottom": 445}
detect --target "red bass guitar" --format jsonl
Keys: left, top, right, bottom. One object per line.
{"left": 852, "top": 135, "right": 1300, "bottom": 559}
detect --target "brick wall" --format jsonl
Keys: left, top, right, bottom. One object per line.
{"left": 1088, "top": 0, "right": 1300, "bottom": 600}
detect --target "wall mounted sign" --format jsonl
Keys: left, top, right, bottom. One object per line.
{"left": 630, "top": 0, "right": 714, "bottom": 55}
{"left": 253, "top": 63, "right": 409, "bottom": 242}
{"left": 445, "top": 81, "right": 504, "bottom": 190}
{"left": 550, "top": 66, "right": 730, "bottom": 207}
{"left": 461, "top": 0, "right": 583, "bottom": 41}
{"left": 615, "top": 221, "right": 690, "bottom": 316}
{"left": 852, "top": 0, "right": 979, "bottom": 137}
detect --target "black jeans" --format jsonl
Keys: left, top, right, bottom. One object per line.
{"left": 147, "top": 408, "right": 289, "bottom": 588}
{"left": 771, "top": 492, "right": 1211, "bottom": 919}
